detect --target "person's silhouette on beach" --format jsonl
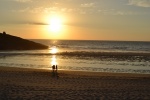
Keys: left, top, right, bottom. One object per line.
{"left": 51, "top": 65, "right": 59, "bottom": 78}
{"left": 52, "top": 65, "right": 55, "bottom": 77}
{"left": 56, "top": 65, "right": 57, "bottom": 71}
{"left": 52, "top": 65, "right": 54, "bottom": 71}
{"left": 55, "top": 65, "right": 59, "bottom": 78}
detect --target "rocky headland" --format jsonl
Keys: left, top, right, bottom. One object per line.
{"left": 0, "top": 32, "right": 48, "bottom": 50}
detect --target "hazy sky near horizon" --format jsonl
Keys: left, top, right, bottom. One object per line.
{"left": 0, "top": 0, "right": 150, "bottom": 41}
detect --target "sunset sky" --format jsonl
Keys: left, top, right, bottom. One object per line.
{"left": 0, "top": 0, "right": 150, "bottom": 41}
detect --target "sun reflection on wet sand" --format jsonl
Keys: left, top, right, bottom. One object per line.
{"left": 51, "top": 55, "right": 57, "bottom": 66}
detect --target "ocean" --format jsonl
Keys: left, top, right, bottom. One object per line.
{"left": 0, "top": 40, "right": 150, "bottom": 74}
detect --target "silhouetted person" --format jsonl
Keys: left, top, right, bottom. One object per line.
{"left": 51, "top": 65, "right": 59, "bottom": 78}
{"left": 53, "top": 65, "right": 55, "bottom": 70}
{"left": 56, "top": 65, "right": 57, "bottom": 72}
{"left": 55, "top": 65, "right": 59, "bottom": 79}
{"left": 52, "top": 65, "right": 55, "bottom": 77}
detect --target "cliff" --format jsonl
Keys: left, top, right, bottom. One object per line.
{"left": 0, "top": 32, "right": 48, "bottom": 50}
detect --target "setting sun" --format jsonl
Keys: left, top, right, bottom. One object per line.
{"left": 49, "top": 17, "right": 62, "bottom": 32}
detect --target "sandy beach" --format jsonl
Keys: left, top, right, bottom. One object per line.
{"left": 0, "top": 67, "right": 150, "bottom": 100}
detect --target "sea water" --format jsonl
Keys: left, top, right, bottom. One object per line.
{"left": 0, "top": 40, "right": 150, "bottom": 74}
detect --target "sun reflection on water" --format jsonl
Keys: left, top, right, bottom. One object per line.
{"left": 50, "top": 46, "right": 58, "bottom": 54}
{"left": 49, "top": 46, "right": 59, "bottom": 67}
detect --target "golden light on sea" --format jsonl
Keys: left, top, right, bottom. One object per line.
{"left": 51, "top": 55, "right": 57, "bottom": 66}
{"left": 50, "top": 46, "right": 58, "bottom": 54}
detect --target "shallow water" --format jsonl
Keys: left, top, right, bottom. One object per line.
{"left": 0, "top": 40, "right": 150, "bottom": 74}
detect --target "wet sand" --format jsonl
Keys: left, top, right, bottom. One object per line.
{"left": 0, "top": 66, "right": 150, "bottom": 100}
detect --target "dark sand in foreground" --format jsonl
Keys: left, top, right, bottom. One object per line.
{"left": 0, "top": 67, "right": 150, "bottom": 100}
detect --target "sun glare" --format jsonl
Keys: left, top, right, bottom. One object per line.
{"left": 49, "top": 17, "right": 62, "bottom": 32}
{"left": 50, "top": 46, "right": 58, "bottom": 54}
{"left": 51, "top": 55, "right": 57, "bottom": 65}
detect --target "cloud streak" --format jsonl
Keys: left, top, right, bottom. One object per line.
{"left": 128, "top": 0, "right": 150, "bottom": 7}
{"left": 14, "top": 0, "right": 32, "bottom": 3}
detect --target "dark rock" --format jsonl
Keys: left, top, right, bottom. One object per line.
{"left": 0, "top": 33, "right": 48, "bottom": 50}
{"left": 2, "top": 31, "right": 6, "bottom": 35}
